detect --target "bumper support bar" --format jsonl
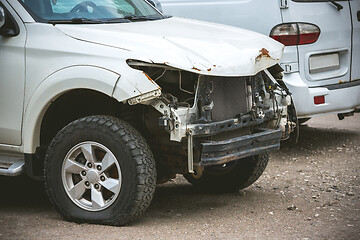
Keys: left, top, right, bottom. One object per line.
{"left": 199, "top": 128, "right": 282, "bottom": 166}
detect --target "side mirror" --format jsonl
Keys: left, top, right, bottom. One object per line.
{"left": 0, "top": 6, "right": 19, "bottom": 37}
{"left": 0, "top": 7, "right": 5, "bottom": 29}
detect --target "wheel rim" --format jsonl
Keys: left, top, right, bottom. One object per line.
{"left": 62, "top": 141, "right": 122, "bottom": 211}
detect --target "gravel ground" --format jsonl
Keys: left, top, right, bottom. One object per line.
{"left": 0, "top": 114, "right": 359, "bottom": 240}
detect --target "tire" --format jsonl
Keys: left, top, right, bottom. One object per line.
{"left": 44, "top": 115, "right": 156, "bottom": 226}
{"left": 184, "top": 154, "right": 269, "bottom": 193}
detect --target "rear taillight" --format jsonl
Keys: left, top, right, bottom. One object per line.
{"left": 270, "top": 23, "right": 320, "bottom": 46}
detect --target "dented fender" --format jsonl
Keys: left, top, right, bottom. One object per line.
{"left": 111, "top": 66, "right": 162, "bottom": 103}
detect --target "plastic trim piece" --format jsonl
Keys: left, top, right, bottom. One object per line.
{"left": 309, "top": 79, "right": 360, "bottom": 90}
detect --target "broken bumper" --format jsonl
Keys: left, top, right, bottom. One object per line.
{"left": 199, "top": 128, "right": 282, "bottom": 166}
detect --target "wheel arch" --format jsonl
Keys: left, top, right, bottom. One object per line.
{"left": 22, "top": 66, "right": 121, "bottom": 154}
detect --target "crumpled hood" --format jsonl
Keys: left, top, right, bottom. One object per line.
{"left": 56, "top": 17, "right": 284, "bottom": 76}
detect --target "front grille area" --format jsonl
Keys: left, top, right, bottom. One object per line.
{"left": 210, "top": 77, "right": 249, "bottom": 121}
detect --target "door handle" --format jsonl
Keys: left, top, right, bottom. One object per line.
{"left": 357, "top": 11, "right": 360, "bottom": 21}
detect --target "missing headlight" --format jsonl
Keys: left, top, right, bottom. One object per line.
{"left": 127, "top": 60, "right": 198, "bottom": 107}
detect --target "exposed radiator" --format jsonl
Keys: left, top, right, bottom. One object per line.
{"left": 210, "top": 77, "right": 249, "bottom": 121}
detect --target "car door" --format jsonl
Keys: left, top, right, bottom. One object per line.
{"left": 350, "top": 0, "right": 360, "bottom": 81}
{"left": 281, "top": 0, "right": 352, "bottom": 87}
{"left": 0, "top": 1, "right": 26, "bottom": 145}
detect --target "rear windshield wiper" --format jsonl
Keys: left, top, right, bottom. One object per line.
{"left": 48, "top": 18, "right": 104, "bottom": 24}
{"left": 328, "top": 0, "right": 343, "bottom": 11}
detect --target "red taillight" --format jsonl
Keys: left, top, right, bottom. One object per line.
{"left": 270, "top": 23, "right": 320, "bottom": 46}
{"left": 314, "top": 95, "right": 325, "bottom": 105}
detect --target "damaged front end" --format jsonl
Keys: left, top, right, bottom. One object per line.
{"left": 127, "top": 59, "right": 296, "bottom": 181}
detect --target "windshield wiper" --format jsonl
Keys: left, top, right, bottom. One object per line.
{"left": 103, "top": 18, "right": 131, "bottom": 23}
{"left": 48, "top": 15, "right": 163, "bottom": 24}
{"left": 104, "top": 16, "right": 161, "bottom": 23}
{"left": 122, "top": 15, "right": 162, "bottom": 21}
{"left": 48, "top": 18, "right": 104, "bottom": 24}
{"left": 328, "top": 0, "right": 343, "bottom": 11}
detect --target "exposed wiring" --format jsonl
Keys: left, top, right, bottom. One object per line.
{"left": 179, "top": 71, "right": 195, "bottom": 94}
{"left": 154, "top": 69, "right": 167, "bottom": 82}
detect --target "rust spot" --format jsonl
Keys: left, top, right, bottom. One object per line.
{"left": 255, "top": 48, "right": 274, "bottom": 62}
{"left": 192, "top": 67, "right": 201, "bottom": 71}
{"left": 143, "top": 71, "right": 156, "bottom": 84}
{"left": 207, "top": 68, "right": 212, "bottom": 72}
{"left": 213, "top": 65, "right": 216, "bottom": 67}
{"left": 259, "top": 48, "right": 270, "bottom": 57}
{"left": 339, "top": 80, "right": 345, "bottom": 84}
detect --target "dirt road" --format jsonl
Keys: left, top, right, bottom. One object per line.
{"left": 0, "top": 114, "right": 359, "bottom": 240}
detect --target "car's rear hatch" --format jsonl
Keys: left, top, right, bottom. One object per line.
{"left": 281, "top": 0, "right": 353, "bottom": 87}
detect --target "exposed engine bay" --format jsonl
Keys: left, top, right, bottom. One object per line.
{"left": 127, "top": 61, "right": 296, "bottom": 182}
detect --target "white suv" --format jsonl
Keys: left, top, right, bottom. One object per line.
{"left": 158, "top": 0, "right": 360, "bottom": 121}
{"left": 0, "top": 0, "right": 294, "bottom": 225}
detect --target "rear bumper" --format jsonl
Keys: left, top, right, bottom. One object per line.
{"left": 199, "top": 128, "right": 282, "bottom": 166}
{"left": 283, "top": 73, "right": 360, "bottom": 118}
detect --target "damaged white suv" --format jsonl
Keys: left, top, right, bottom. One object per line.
{"left": 0, "top": 0, "right": 295, "bottom": 225}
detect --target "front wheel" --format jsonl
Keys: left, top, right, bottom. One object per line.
{"left": 184, "top": 154, "right": 269, "bottom": 192}
{"left": 44, "top": 116, "right": 156, "bottom": 225}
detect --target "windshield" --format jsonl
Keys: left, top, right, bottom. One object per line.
{"left": 19, "top": 0, "right": 163, "bottom": 23}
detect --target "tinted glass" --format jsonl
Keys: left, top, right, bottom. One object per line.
{"left": 19, "top": 0, "right": 162, "bottom": 22}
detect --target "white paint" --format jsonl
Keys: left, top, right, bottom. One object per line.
{"left": 55, "top": 17, "right": 284, "bottom": 76}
